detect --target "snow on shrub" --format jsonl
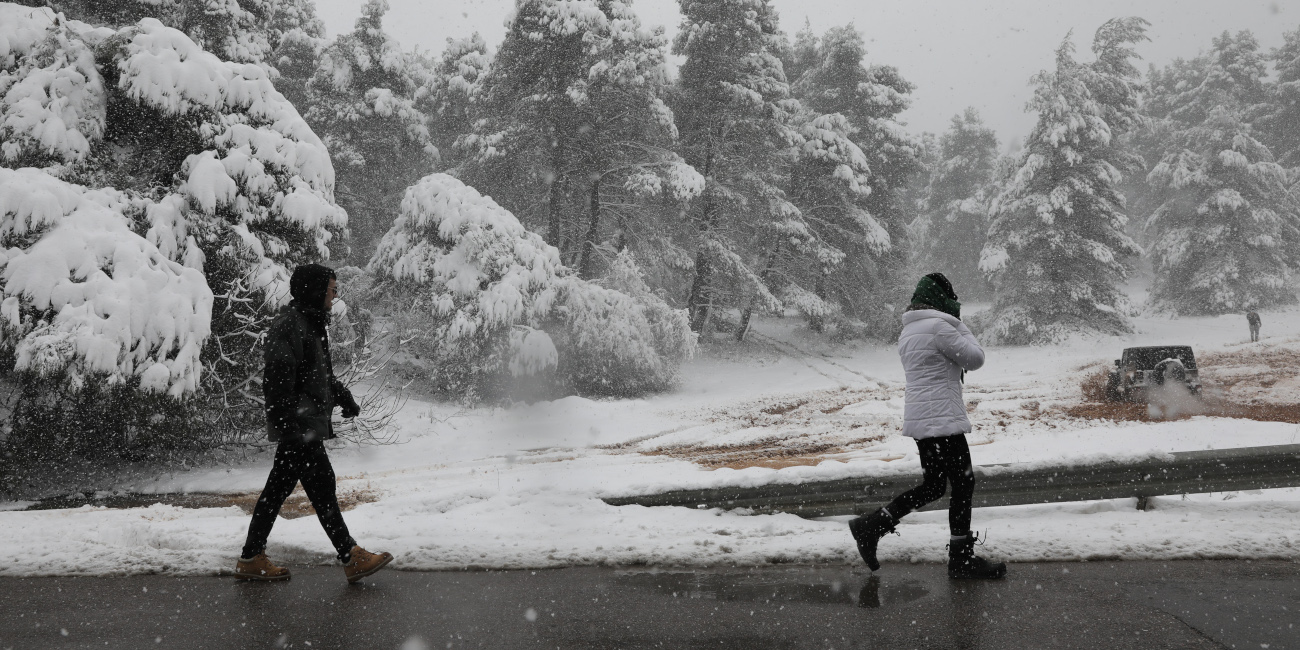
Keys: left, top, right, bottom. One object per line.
{"left": 550, "top": 250, "right": 696, "bottom": 396}
{"left": 0, "top": 167, "right": 212, "bottom": 396}
{"left": 0, "top": 6, "right": 109, "bottom": 167}
{"left": 369, "top": 173, "right": 694, "bottom": 399}
{"left": 117, "top": 17, "right": 346, "bottom": 288}
{"left": 0, "top": 4, "right": 345, "bottom": 413}
{"left": 2, "top": 6, "right": 344, "bottom": 295}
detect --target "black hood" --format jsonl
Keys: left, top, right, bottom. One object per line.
{"left": 289, "top": 263, "right": 335, "bottom": 328}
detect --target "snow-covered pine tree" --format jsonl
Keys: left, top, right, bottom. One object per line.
{"left": 421, "top": 33, "right": 489, "bottom": 171}
{"left": 672, "top": 0, "right": 803, "bottom": 333}
{"left": 914, "top": 108, "right": 999, "bottom": 299}
{"left": 456, "top": 0, "right": 607, "bottom": 255}
{"left": 368, "top": 173, "right": 694, "bottom": 400}
{"left": 979, "top": 18, "right": 1148, "bottom": 344}
{"left": 0, "top": 4, "right": 346, "bottom": 459}
{"left": 303, "top": 0, "right": 433, "bottom": 258}
{"left": 265, "top": 1, "right": 326, "bottom": 108}
{"left": 1144, "top": 30, "right": 1300, "bottom": 314}
{"left": 459, "top": 1, "right": 702, "bottom": 288}
{"left": 1258, "top": 26, "right": 1300, "bottom": 168}
{"left": 745, "top": 111, "right": 869, "bottom": 338}
{"left": 780, "top": 20, "right": 820, "bottom": 88}
{"left": 567, "top": 2, "right": 702, "bottom": 280}
{"left": 789, "top": 25, "right": 922, "bottom": 330}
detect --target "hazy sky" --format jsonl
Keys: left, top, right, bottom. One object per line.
{"left": 314, "top": 0, "right": 1296, "bottom": 148}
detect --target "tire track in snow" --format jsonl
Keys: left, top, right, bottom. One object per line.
{"left": 746, "top": 330, "right": 891, "bottom": 389}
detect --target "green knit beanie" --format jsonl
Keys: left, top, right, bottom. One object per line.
{"left": 911, "top": 273, "right": 961, "bottom": 319}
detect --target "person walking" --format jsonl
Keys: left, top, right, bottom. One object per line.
{"left": 234, "top": 264, "right": 393, "bottom": 583}
{"left": 1248, "top": 310, "right": 1261, "bottom": 343}
{"left": 848, "top": 272, "right": 1006, "bottom": 580}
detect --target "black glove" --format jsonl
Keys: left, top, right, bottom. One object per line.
{"left": 338, "top": 388, "right": 361, "bottom": 419}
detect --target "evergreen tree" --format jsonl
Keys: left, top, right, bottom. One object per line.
{"left": 303, "top": 0, "right": 433, "bottom": 258}
{"left": 457, "top": 0, "right": 606, "bottom": 254}
{"left": 422, "top": 33, "right": 489, "bottom": 170}
{"left": 0, "top": 6, "right": 346, "bottom": 462}
{"left": 457, "top": 0, "right": 700, "bottom": 280}
{"left": 791, "top": 25, "right": 922, "bottom": 327}
{"left": 1144, "top": 31, "right": 1300, "bottom": 314}
{"left": 751, "top": 111, "right": 871, "bottom": 337}
{"left": 781, "top": 20, "right": 819, "bottom": 86}
{"left": 915, "top": 108, "right": 999, "bottom": 299}
{"left": 266, "top": 1, "right": 326, "bottom": 108}
{"left": 672, "top": 0, "right": 803, "bottom": 333}
{"left": 1259, "top": 25, "right": 1300, "bottom": 168}
{"left": 565, "top": 2, "right": 702, "bottom": 279}
{"left": 980, "top": 18, "right": 1149, "bottom": 343}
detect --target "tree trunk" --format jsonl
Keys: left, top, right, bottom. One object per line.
{"left": 687, "top": 247, "right": 713, "bottom": 332}
{"left": 687, "top": 138, "right": 718, "bottom": 333}
{"left": 547, "top": 141, "right": 564, "bottom": 250}
{"left": 809, "top": 272, "right": 828, "bottom": 333}
{"left": 578, "top": 176, "right": 601, "bottom": 279}
{"left": 736, "top": 240, "right": 781, "bottom": 342}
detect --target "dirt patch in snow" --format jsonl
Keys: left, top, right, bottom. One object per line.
{"left": 1065, "top": 345, "right": 1300, "bottom": 424}
{"left": 649, "top": 437, "right": 872, "bottom": 470}
{"left": 24, "top": 484, "right": 381, "bottom": 518}
{"left": 617, "top": 386, "right": 897, "bottom": 469}
{"left": 1061, "top": 399, "right": 1300, "bottom": 424}
{"left": 225, "top": 484, "right": 380, "bottom": 519}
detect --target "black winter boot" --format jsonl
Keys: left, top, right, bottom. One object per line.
{"left": 848, "top": 509, "right": 897, "bottom": 571}
{"left": 947, "top": 532, "right": 1006, "bottom": 580}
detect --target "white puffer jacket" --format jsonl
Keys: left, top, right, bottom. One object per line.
{"left": 898, "top": 309, "right": 986, "bottom": 439}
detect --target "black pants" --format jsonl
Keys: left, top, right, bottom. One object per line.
{"left": 241, "top": 440, "right": 356, "bottom": 562}
{"left": 884, "top": 434, "right": 974, "bottom": 536}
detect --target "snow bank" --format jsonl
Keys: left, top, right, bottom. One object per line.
{"left": 0, "top": 168, "right": 212, "bottom": 395}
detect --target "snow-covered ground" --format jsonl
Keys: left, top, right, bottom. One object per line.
{"left": 5, "top": 307, "right": 1300, "bottom": 577}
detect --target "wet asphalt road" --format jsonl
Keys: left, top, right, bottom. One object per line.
{"left": 2, "top": 560, "right": 1298, "bottom": 649}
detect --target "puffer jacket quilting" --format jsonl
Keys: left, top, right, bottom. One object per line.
{"left": 263, "top": 304, "right": 344, "bottom": 443}
{"left": 898, "top": 309, "right": 986, "bottom": 439}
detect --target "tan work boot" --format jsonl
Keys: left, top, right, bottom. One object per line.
{"left": 234, "top": 554, "right": 291, "bottom": 581}
{"left": 343, "top": 545, "right": 393, "bottom": 583}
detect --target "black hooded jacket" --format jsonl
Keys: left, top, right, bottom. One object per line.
{"left": 263, "top": 264, "right": 347, "bottom": 443}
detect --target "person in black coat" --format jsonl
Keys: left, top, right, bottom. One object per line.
{"left": 234, "top": 264, "right": 393, "bottom": 583}
{"left": 1248, "top": 311, "right": 1261, "bottom": 343}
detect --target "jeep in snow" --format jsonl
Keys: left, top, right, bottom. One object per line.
{"left": 1105, "top": 346, "right": 1202, "bottom": 403}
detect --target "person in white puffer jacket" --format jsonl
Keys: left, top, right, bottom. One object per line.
{"left": 848, "top": 273, "right": 1007, "bottom": 580}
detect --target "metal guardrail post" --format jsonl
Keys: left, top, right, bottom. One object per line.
{"left": 601, "top": 444, "right": 1300, "bottom": 519}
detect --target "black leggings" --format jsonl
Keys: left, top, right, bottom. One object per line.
{"left": 241, "top": 440, "right": 356, "bottom": 562}
{"left": 884, "top": 434, "right": 974, "bottom": 536}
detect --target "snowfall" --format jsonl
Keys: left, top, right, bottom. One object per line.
{"left": 3, "top": 301, "right": 1300, "bottom": 578}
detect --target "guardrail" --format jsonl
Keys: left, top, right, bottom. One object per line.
{"left": 602, "top": 444, "right": 1300, "bottom": 518}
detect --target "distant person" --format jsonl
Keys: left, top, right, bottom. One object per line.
{"left": 1248, "top": 310, "right": 1261, "bottom": 343}
{"left": 848, "top": 272, "right": 1006, "bottom": 580}
{"left": 235, "top": 264, "right": 392, "bottom": 583}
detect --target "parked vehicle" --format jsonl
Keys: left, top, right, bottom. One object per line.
{"left": 1105, "top": 346, "right": 1202, "bottom": 403}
